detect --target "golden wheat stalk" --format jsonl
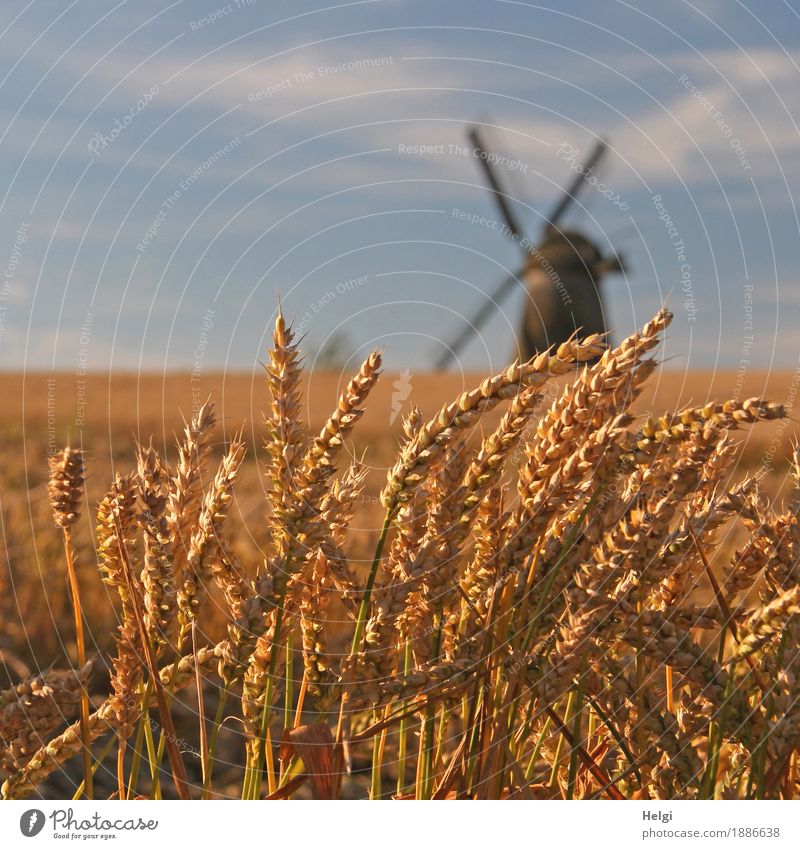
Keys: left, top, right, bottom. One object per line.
{"left": 47, "top": 447, "right": 93, "bottom": 799}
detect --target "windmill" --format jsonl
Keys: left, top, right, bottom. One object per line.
{"left": 435, "top": 127, "right": 626, "bottom": 369}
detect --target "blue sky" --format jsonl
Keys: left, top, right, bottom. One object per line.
{"left": 1, "top": 0, "right": 800, "bottom": 374}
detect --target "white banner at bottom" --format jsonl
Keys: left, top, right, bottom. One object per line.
{"left": 0, "top": 800, "right": 798, "bottom": 848}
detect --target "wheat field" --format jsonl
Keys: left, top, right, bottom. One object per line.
{"left": 2, "top": 306, "right": 800, "bottom": 800}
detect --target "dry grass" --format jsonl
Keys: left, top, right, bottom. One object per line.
{"left": 1, "top": 306, "right": 800, "bottom": 800}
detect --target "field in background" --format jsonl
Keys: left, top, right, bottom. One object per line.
{"left": 2, "top": 366, "right": 796, "bottom": 451}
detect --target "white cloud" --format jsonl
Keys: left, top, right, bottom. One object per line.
{"left": 12, "top": 24, "right": 800, "bottom": 195}
{"left": 606, "top": 47, "right": 800, "bottom": 188}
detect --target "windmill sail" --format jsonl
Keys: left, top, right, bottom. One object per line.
{"left": 434, "top": 270, "right": 524, "bottom": 370}
{"left": 467, "top": 127, "right": 527, "bottom": 243}
{"left": 545, "top": 138, "right": 608, "bottom": 229}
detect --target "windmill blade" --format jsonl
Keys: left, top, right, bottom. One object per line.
{"left": 468, "top": 126, "right": 527, "bottom": 247}
{"left": 434, "top": 269, "right": 525, "bottom": 370}
{"left": 545, "top": 138, "right": 608, "bottom": 230}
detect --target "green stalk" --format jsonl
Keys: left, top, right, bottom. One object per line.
{"left": 72, "top": 735, "right": 117, "bottom": 800}
{"left": 142, "top": 710, "right": 161, "bottom": 799}
{"left": 524, "top": 715, "right": 552, "bottom": 781}
{"left": 126, "top": 680, "right": 153, "bottom": 799}
{"left": 417, "top": 714, "right": 430, "bottom": 799}
{"left": 350, "top": 511, "right": 394, "bottom": 655}
{"left": 243, "top": 584, "right": 288, "bottom": 799}
{"left": 328, "top": 510, "right": 393, "bottom": 800}
{"left": 586, "top": 694, "right": 642, "bottom": 788}
{"left": 396, "top": 640, "right": 412, "bottom": 797}
{"left": 276, "top": 754, "right": 302, "bottom": 790}
{"left": 434, "top": 702, "right": 449, "bottom": 770}
{"left": 635, "top": 597, "right": 647, "bottom": 760}
{"left": 702, "top": 610, "right": 732, "bottom": 799}
{"left": 463, "top": 691, "right": 484, "bottom": 794}
{"left": 420, "top": 612, "right": 443, "bottom": 800}
{"left": 284, "top": 635, "right": 293, "bottom": 731}
{"left": 549, "top": 690, "right": 574, "bottom": 794}
{"left": 242, "top": 747, "right": 256, "bottom": 800}
{"left": 566, "top": 666, "right": 586, "bottom": 800}
{"left": 370, "top": 712, "right": 382, "bottom": 799}
{"left": 202, "top": 688, "right": 229, "bottom": 799}
{"left": 704, "top": 675, "right": 734, "bottom": 799}
{"left": 280, "top": 634, "right": 294, "bottom": 784}
{"left": 464, "top": 582, "right": 504, "bottom": 796}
